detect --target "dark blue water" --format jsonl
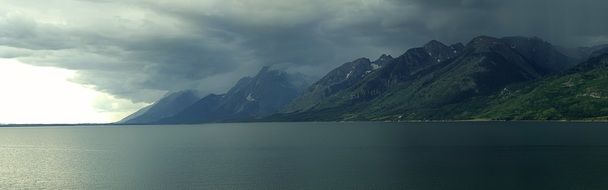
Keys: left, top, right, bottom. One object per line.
{"left": 1, "top": 122, "right": 607, "bottom": 189}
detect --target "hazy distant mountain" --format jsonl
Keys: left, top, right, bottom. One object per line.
{"left": 501, "top": 36, "right": 575, "bottom": 74}
{"left": 271, "top": 35, "right": 579, "bottom": 121}
{"left": 158, "top": 67, "right": 308, "bottom": 124}
{"left": 120, "top": 90, "right": 202, "bottom": 124}
{"left": 588, "top": 46, "right": 608, "bottom": 58}
{"left": 558, "top": 44, "right": 608, "bottom": 62}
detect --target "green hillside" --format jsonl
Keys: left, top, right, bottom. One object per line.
{"left": 478, "top": 54, "right": 608, "bottom": 120}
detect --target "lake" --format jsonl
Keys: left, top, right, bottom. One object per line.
{"left": 1, "top": 122, "right": 608, "bottom": 189}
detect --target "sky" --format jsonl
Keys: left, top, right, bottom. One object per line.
{"left": 1, "top": 0, "right": 608, "bottom": 124}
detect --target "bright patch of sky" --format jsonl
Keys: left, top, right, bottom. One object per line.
{"left": 0, "top": 58, "right": 148, "bottom": 124}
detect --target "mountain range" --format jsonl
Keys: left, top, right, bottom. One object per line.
{"left": 121, "top": 35, "right": 608, "bottom": 124}
{"left": 122, "top": 66, "right": 308, "bottom": 124}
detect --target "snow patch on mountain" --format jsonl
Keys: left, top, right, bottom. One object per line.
{"left": 246, "top": 93, "right": 255, "bottom": 101}
{"left": 371, "top": 63, "right": 381, "bottom": 70}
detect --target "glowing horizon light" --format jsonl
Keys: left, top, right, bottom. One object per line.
{"left": 0, "top": 58, "right": 148, "bottom": 124}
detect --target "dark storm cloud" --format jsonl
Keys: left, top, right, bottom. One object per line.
{"left": 1, "top": 0, "right": 608, "bottom": 104}
{"left": 394, "top": 0, "right": 608, "bottom": 46}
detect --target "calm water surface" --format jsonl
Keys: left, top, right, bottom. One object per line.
{"left": 1, "top": 122, "right": 608, "bottom": 189}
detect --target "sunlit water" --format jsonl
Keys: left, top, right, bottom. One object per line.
{"left": 1, "top": 122, "right": 608, "bottom": 189}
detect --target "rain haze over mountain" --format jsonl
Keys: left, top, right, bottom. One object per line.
{"left": 1, "top": 0, "right": 607, "bottom": 122}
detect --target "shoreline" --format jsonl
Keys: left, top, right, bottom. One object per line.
{"left": 1, "top": 119, "right": 607, "bottom": 127}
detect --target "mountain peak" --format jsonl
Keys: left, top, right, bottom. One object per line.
{"left": 424, "top": 40, "right": 449, "bottom": 54}
{"left": 353, "top": 57, "right": 371, "bottom": 64}
{"left": 260, "top": 65, "right": 271, "bottom": 72}
{"left": 422, "top": 40, "right": 458, "bottom": 63}
{"left": 375, "top": 54, "right": 394, "bottom": 64}
{"left": 424, "top": 40, "right": 448, "bottom": 49}
{"left": 468, "top": 35, "right": 502, "bottom": 46}
{"left": 258, "top": 65, "right": 278, "bottom": 74}
{"left": 449, "top": 43, "right": 465, "bottom": 53}
{"left": 502, "top": 36, "right": 544, "bottom": 42}
{"left": 471, "top": 35, "right": 500, "bottom": 42}
{"left": 378, "top": 54, "right": 393, "bottom": 60}
{"left": 466, "top": 35, "right": 507, "bottom": 53}
{"left": 256, "top": 65, "right": 290, "bottom": 78}
{"left": 160, "top": 89, "right": 200, "bottom": 99}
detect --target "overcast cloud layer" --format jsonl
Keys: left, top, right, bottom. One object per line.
{"left": 1, "top": 0, "right": 608, "bottom": 105}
